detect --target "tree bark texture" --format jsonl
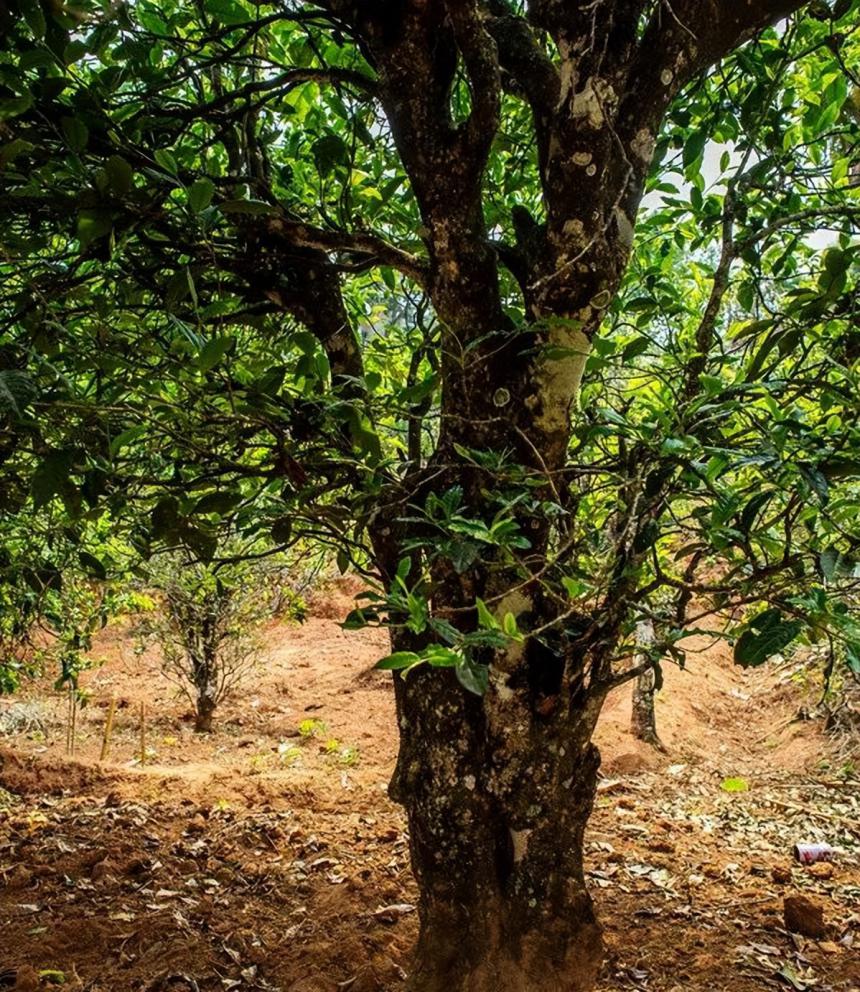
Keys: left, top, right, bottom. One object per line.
{"left": 194, "top": 694, "right": 216, "bottom": 734}
{"left": 390, "top": 657, "right": 605, "bottom": 992}
{"left": 630, "top": 621, "right": 664, "bottom": 750}
{"left": 339, "top": 3, "right": 814, "bottom": 988}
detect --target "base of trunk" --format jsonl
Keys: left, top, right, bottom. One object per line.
{"left": 631, "top": 670, "right": 665, "bottom": 751}
{"left": 388, "top": 634, "right": 608, "bottom": 992}
{"left": 408, "top": 897, "right": 601, "bottom": 992}
{"left": 194, "top": 704, "right": 215, "bottom": 733}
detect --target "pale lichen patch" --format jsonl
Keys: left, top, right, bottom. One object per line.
{"left": 494, "top": 589, "right": 532, "bottom": 622}
{"left": 613, "top": 207, "right": 635, "bottom": 249}
{"left": 510, "top": 828, "right": 532, "bottom": 864}
{"left": 571, "top": 77, "right": 612, "bottom": 129}
{"left": 532, "top": 322, "right": 591, "bottom": 436}
{"left": 562, "top": 218, "right": 585, "bottom": 241}
{"left": 630, "top": 128, "right": 655, "bottom": 165}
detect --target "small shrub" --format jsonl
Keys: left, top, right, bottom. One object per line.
{"left": 137, "top": 556, "right": 265, "bottom": 732}
{"left": 338, "top": 744, "right": 360, "bottom": 767}
{"left": 298, "top": 717, "right": 326, "bottom": 738}
{"left": 277, "top": 741, "right": 301, "bottom": 766}
{"left": 0, "top": 701, "right": 47, "bottom": 736}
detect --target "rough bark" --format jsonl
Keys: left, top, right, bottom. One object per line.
{"left": 342, "top": 2, "right": 816, "bottom": 989}
{"left": 630, "top": 621, "right": 664, "bottom": 750}
{"left": 194, "top": 693, "right": 216, "bottom": 734}
{"left": 193, "top": 655, "right": 218, "bottom": 734}
{"left": 631, "top": 668, "right": 662, "bottom": 748}
{"left": 390, "top": 652, "right": 605, "bottom": 992}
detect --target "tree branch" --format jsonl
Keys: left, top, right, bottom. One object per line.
{"left": 487, "top": 4, "right": 559, "bottom": 123}
{"left": 154, "top": 66, "right": 378, "bottom": 122}
{"left": 638, "top": 0, "right": 814, "bottom": 94}
{"left": 445, "top": 0, "right": 502, "bottom": 167}
{"left": 266, "top": 218, "right": 428, "bottom": 287}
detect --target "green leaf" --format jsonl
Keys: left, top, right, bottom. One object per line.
{"left": 633, "top": 518, "right": 661, "bottom": 554}
{"left": 76, "top": 209, "right": 113, "bottom": 250}
{"left": 205, "top": 0, "right": 251, "bottom": 24}
{"left": 375, "top": 651, "right": 422, "bottom": 670}
{"left": 720, "top": 776, "right": 749, "bottom": 793}
{"left": 63, "top": 40, "right": 88, "bottom": 65}
{"left": 109, "top": 425, "right": 147, "bottom": 456}
{"left": 798, "top": 464, "right": 829, "bottom": 506}
{"left": 683, "top": 131, "right": 706, "bottom": 170}
{"left": 733, "top": 609, "right": 802, "bottom": 668}
{"left": 188, "top": 177, "right": 215, "bottom": 213}
{"left": 660, "top": 437, "right": 689, "bottom": 457}
{"left": 819, "top": 547, "right": 860, "bottom": 581}
{"left": 32, "top": 450, "right": 75, "bottom": 509}
{"left": 154, "top": 148, "right": 178, "bottom": 175}
{"left": 502, "top": 612, "right": 519, "bottom": 638}
{"left": 271, "top": 515, "right": 293, "bottom": 544}
{"left": 0, "top": 138, "right": 35, "bottom": 170}
{"left": 105, "top": 154, "right": 133, "bottom": 195}
{"left": 562, "top": 576, "right": 589, "bottom": 599}
{"left": 621, "top": 336, "right": 649, "bottom": 362}
{"left": 61, "top": 116, "right": 89, "bottom": 153}
{"left": 0, "top": 93, "right": 34, "bottom": 121}
{"left": 19, "top": 0, "right": 46, "bottom": 38}
{"left": 0, "top": 369, "right": 37, "bottom": 416}
{"left": 455, "top": 657, "right": 489, "bottom": 696}
{"left": 194, "top": 490, "right": 242, "bottom": 516}
{"left": 198, "top": 336, "right": 235, "bottom": 372}
{"left": 738, "top": 491, "right": 772, "bottom": 534}
{"left": 475, "top": 597, "right": 499, "bottom": 631}
{"left": 342, "top": 607, "right": 377, "bottom": 630}
{"left": 151, "top": 496, "right": 180, "bottom": 540}
{"left": 312, "top": 134, "right": 349, "bottom": 176}
{"left": 424, "top": 646, "right": 460, "bottom": 667}
{"left": 824, "top": 247, "right": 848, "bottom": 277}
{"left": 78, "top": 551, "right": 107, "bottom": 580}
{"left": 182, "top": 525, "right": 217, "bottom": 562}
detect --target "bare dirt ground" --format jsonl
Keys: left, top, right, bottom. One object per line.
{"left": 1, "top": 581, "right": 858, "bottom": 992}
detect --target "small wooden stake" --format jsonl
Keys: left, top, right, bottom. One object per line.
{"left": 139, "top": 701, "right": 146, "bottom": 767}
{"left": 100, "top": 695, "right": 117, "bottom": 762}
{"left": 70, "top": 691, "right": 77, "bottom": 757}
{"left": 66, "top": 684, "right": 77, "bottom": 757}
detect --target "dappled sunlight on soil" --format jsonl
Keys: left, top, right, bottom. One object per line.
{"left": 1, "top": 581, "right": 858, "bottom": 991}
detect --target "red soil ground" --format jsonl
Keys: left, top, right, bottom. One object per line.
{"left": 1, "top": 580, "right": 858, "bottom": 991}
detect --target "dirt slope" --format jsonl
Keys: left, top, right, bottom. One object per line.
{"left": 1, "top": 583, "right": 857, "bottom": 991}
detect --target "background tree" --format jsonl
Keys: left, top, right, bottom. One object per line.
{"left": 136, "top": 553, "right": 265, "bottom": 733}
{"left": 630, "top": 618, "right": 663, "bottom": 749}
{"left": 1, "top": 2, "right": 860, "bottom": 990}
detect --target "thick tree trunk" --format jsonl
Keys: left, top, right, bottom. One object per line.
{"left": 390, "top": 657, "right": 605, "bottom": 992}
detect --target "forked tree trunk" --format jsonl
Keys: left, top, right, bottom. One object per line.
{"left": 389, "top": 650, "right": 606, "bottom": 992}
